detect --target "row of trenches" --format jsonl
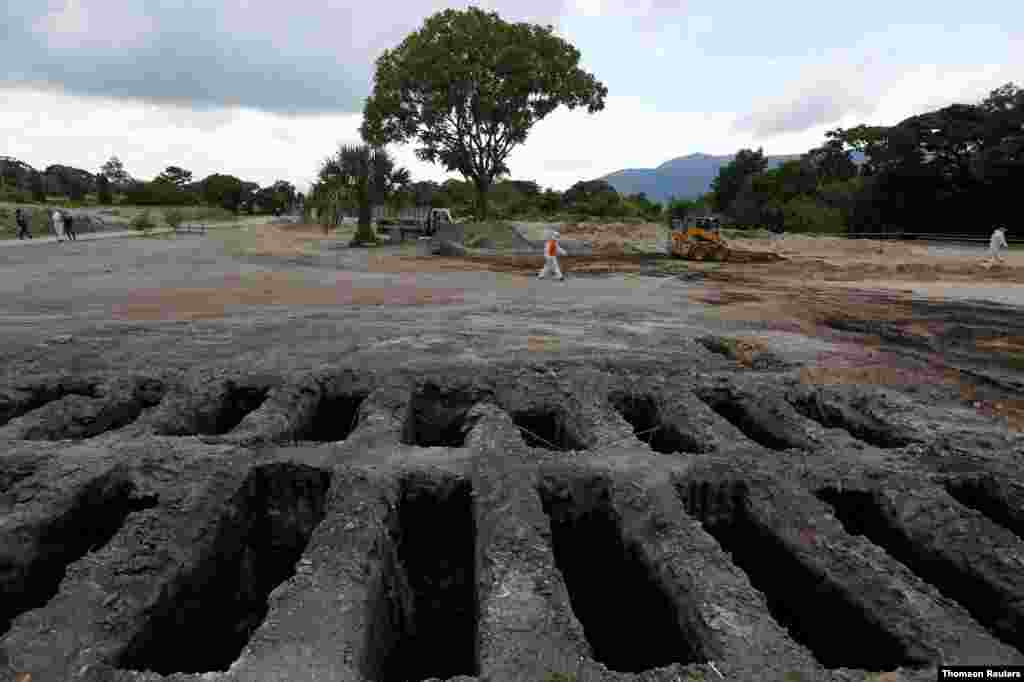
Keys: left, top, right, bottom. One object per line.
{"left": 7, "top": 465, "right": 1023, "bottom": 678}
{"left": 0, "top": 370, "right": 924, "bottom": 457}
{"left": 685, "top": 477, "right": 1024, "bottom": 661}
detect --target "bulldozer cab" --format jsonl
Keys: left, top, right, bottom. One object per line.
{"left": 670, "top": 215, "right": 728, "bottom": 260}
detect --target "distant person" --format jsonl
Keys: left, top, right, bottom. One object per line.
{"left": 15, "top": 207, "right": 32, "bottom": 239}
{"left": 51, "top": 208, "right": 65, "bottom": 242}
{"left": 987, "top": 226, "right": 1008, "bottom": 265}
{"left": 62, "top": 211, "right": 77, "bottom": 241}
{"left": 538, "top": 229, "right": 567, "bottom": 281}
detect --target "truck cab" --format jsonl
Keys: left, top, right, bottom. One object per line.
{"left": 425, "top": 208, "right": 453, "bottom": 235}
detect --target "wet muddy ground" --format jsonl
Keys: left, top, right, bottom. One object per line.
{"left": 2, "top": 229, "right": 1024, "bottom": 682}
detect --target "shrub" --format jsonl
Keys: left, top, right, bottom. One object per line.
{"left": 191, "top": 206, "right": 236, "bottom": 222}
{"left": 0, "top": 187, "right": 33, "bottom": 203}
{"left": 130, "top": 209, "right": 156, "bottom": 231}
{"left": 164, "top": 208, "right": 185, "bottom": 229}
{"left": 782, "top": 196, "right": 845, "bottom": 234}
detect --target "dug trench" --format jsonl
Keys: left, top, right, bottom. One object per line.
{"left": 361, "top": 474, "right": 477, "bottom": 682}
{"left": 0, "top": 376, "right": 103, "bottom": 428}
{"left": 0, "top": 475, "right": 158, "bottom": 637}
{"left": 678, "top": 479, "right": 929, "bottom": 671}
{"left": 115, "top": 462, "right": 331, "bottom": 675}
{"left": 145, "top": 379, "right": 272, "bottom": 437}
{"left": 943, "top": 476, "right": 1024, "bottom": 541}
{"left": 539, "top": 476, "right": 705, "bottom": 674}
{"left": 294, "top": 390, "right": 368, "bottom": 443}
{"left": 4, "top": 357, "right": 1024, "bottom": 680}
{"left": 607, "top": 390, "right": 700, "bottom": 454}
{"left": 816, "top": 486, "right": 1024, "bottom": 654}
{"left": 0, "top": 377, "right": 169, "bottom": 441}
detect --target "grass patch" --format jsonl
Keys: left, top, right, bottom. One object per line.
{"left": 653, "top": 258, "right": 694, "bottom": 274}
{"left": 461, "top": 221, "right": 521, "bottom": 250}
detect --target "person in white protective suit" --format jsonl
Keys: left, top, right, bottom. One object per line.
{"left": 986, "top": 226, "right": 1009, "bottom": 265}
{"left": 51, "top": 208, "right": 65, "bottom": 242}
{"left": 538, "top": 229, "right": 567, "bottom": 281}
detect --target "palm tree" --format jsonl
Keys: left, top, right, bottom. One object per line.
{"left": 316, "top": 144, "right": 410, "bottom": 244}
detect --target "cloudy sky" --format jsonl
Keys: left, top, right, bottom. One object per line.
{"left": 2, "top": 0, "right": 1020, "bottom": 193}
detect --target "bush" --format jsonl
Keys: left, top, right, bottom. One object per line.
{"left": 190, "top": 206, "right": 236, "bottom": 222}
{"left": 782, "top": 196, "right": 845, "bottom": 234}
{"left": 0, "top": 187, "right": 33, "bottom": 203}
{"left": 130, "top": 209, "right": 156, "bottom": 231}
{"left": 164, "top": 208, "right": 185, "bottom": 229}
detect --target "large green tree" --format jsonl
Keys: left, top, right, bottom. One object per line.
{"left": 156, "top": 166, "right": 194, "bottom": 188}
{"left": 710, "top": 148, "right": 768, "bottom": 215}
{"left": 202, "top": 174, "right": 246, "bottom": 212}
{"left": 100, "top": 156, "right": 131, "bottom": 186}
{"left": 360, "top": 7, "right": 607, "bottom": 219}
{"left": 256, "top": 180, "right": 298, "bottom": 215}
{"left": 96, "top": 175, "right": 113, "bottom": 205}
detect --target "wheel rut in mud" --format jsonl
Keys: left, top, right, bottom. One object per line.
{"left": 1, "top": 359, "right": 1023, "bottom": 682}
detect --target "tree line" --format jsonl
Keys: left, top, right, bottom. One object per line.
{"left": 703, "top": 83, "right": 1023, "bottom": 236}
{"left": 0, "top": 155, "right": 299, "bottom": 216}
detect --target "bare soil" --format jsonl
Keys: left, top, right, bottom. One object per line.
{"left": 2, "top": 221, "right": 1024, "bottom": 682}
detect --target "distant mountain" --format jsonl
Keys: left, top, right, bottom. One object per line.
{"left": 600, "top": 152, "right": 802, "bottom": 204}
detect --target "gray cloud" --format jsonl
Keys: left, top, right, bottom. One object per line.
{"left": 733, "top": 88, "right": 862, "bottom": 136}
{"left": 732, "top": 61, "right": 887, "bottom": 136}
{"left": 2, "top": 1, "right": 567, "bottom": 115}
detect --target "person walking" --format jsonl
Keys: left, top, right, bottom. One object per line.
{"left": 986, "top": 226, "right": 1009, "bottom": 265}
{"left": 51, "top": 208, "right": 65, "bottom": 242}
{"left": 15, "top": 207, "right": 32, "bottom": 239}
{"left": 538, "top": 229, "right": 567, "bottom": 281}
{"left": 62, "top": 211, "right": 77, "bottom": 241}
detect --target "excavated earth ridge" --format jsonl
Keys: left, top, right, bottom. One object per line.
{"left": 1, "top": 358, "right": 1024, "bottom": 682}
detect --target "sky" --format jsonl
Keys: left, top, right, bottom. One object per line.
{"left": 2, "top": 0, "right": 1021, "bottom": 194}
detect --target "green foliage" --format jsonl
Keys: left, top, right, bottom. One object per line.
{"left": 562, "top": 179, "right": 621, "bottom": 216}
{"left": 360, "top": 6, "right": 607, "bottom": 218}
{"left": 311, "top": 144, "right": 408, "bottom": 241}
{"left": 123, "top": 180, "right": 188, "bottom": 206}
{"left": 782, "top": 196, "right": 844, "bottom": 234}
{"left": 163, "top": 207, "right": 185, "bottom": 229}
{"left": 100, "top": 156, "right": 131, "bottom": 185}
{"left": 30, "top": 172, "right": 46, "bottom": 202}
{"left": 188, "top": 206, "right": 236, "bottom": 222}
{"left": 201, "top": 173, "right": 247, "bottom": 212}
{"left": 0, "top": 186, "right": 33, "bottom": 203}
{"left": 803, "top": 138, "right": 857, "bottom": 184}
{"left": 156, "top": 166, "right": 193, "bottom": 188}
{"left": 711, "top": 147, "right": 768, "bottom": 214}
{"left": 130, "top": 209, "right": 156, "bottom": 232}
{"left": 255, "top": 180, "right": 297, "bottom": 215}
{"left": 97, "top": 175, "right": 113, "bottom": 205}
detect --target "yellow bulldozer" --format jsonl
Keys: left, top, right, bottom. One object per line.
{"left": 670, "top": 216, "right": 730, "bottom": 261}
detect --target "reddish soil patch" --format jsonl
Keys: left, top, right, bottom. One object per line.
{"left": 111, "top": 272, "right": 466, "bottom": 321}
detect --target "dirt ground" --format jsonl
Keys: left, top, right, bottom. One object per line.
{"left": 3, "top": 221, "right": 1024, "bottom": 681}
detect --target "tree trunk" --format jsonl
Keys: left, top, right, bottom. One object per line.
{"left": 354, "top": 184, "right": 375, "bottom": 243}
{"left": 474, "top": 177, "right": 491, "bottom": 221}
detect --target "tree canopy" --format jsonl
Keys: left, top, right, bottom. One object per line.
{"left": 99, "top": 156, "right": 131, "bottom": 186}
{"left": 156, "top": 166, "right": 194, "bottom": 188}
{"left": 699, "top": 82, "right": 1023, "bottom": 236}
{"left": 310, "top": 144, "right": 409, "bottom": 241}
{"left": 710, "top": 148, "right": 768, "bottom": 213}
{"left": 360, "top": 6, "right": 607, "bottom": 218}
